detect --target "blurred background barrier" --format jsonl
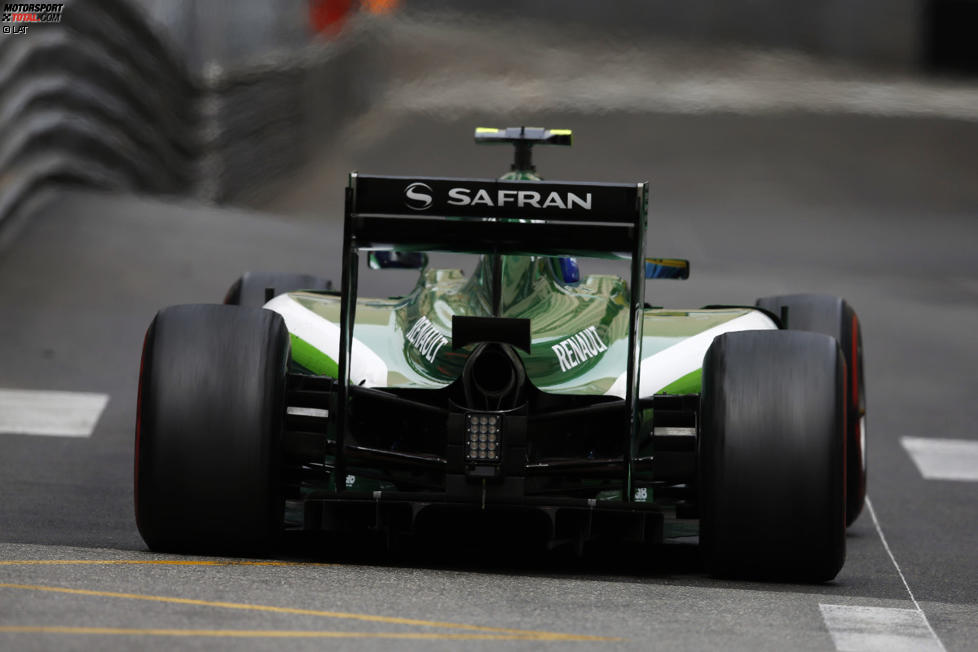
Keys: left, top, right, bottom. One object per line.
{"left": 0, "top": 0, "right": 384, "bottom": 226}
{"left": 1, "top": 0, "right": 975, "bottom": 230}
{"left": 405, "top": 0, "right": 978, "bottom": 75}
{"left": 0, "top": 0, "right": 197, "bottom": 222}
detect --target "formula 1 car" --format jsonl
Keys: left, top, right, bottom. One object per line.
{"left": 135, "top": 127, "right": 866, "bottom": 581}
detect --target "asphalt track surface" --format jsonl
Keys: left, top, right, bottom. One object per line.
{"left": 2, "top": 30, "right": 978, "bottom": 652}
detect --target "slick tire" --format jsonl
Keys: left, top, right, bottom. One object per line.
{"left": 700, "top": 330, "right": 846, "bottom": 582}
{"left": 135, "top": 304, "right": 289, "bottom": 555}
{"left": 224, "top": 272, "right": 332, "bottom": 307}
{"left": 757, "top": 294, "right": 866, "bottom": 526}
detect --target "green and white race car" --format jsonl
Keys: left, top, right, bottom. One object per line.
{"left": 135, "top": 127, "right": 866, "bottom": 581}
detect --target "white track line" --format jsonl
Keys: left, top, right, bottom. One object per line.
{"left": 286, "top": 406, "right": 329, "bottom": 418}
{"left": 0, "top": 389, "right": 108, "bottom": 437}
{"left": 819, "top": 604, "right": 942, "bottom": 652}
{"left": 819, "top": 497, "right": 946, "bottom": 652}
{"left": 901, "top": 437, "right": 978, "bottom": 481}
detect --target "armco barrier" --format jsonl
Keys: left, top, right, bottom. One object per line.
{"left": 0, "top": 0, "right": 379, "bottom": 228}
{"left": 0, "top": 0, "right": 193, "bottom": 223}
{"left": 197, "top": 28, "right": 380, "bottom": 204}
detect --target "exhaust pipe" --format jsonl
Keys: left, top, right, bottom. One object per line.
{"left": 462, "top": 343, "right": 526, "bottom": 410}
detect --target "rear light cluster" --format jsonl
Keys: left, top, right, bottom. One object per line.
{"left": 465, "top": 413, "right": 501, "bottom": 462}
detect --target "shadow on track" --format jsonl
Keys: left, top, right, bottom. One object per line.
{"left": 272, "top": 519, "right": 881, "bottom": 597}
{"left": 277, "top": 521, "right": 704, "bottom": 582}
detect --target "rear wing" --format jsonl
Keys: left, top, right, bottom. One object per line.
{"left": 348, "top": 174, "right": 647, "bottom": 258}
{"left": 334, "top": 173, "right": 649, "bottom": 501}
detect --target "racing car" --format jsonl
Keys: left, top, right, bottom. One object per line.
{"left": 134, "top": 127, "right": 866, "bottom": 581}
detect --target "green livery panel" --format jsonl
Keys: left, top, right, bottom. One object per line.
{"left": 266, "top": 254, "right": 775, "bottom": 398}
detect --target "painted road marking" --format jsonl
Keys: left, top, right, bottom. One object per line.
{"left": 286, "top": 406, "right": 328, "bottom": 418}
{"left": 0, "top": 560, "right": 334, "bottom": 567}
{"left": 0, "top": 583, "right": 618, "bottom": 642}
{"left": 0, "top": 389, "right": 108, "bottom": 437}
{"left": 862, "top": 497, "right": 947, "bottom": 651}
{"left": 0, "top": 627, "right": 572, "bottom": 640}
{"left": 901, "top": 437, "right": 978, "bottom": 481}
{"left": 819, "top": 605, "right": 943, "bottom": 651}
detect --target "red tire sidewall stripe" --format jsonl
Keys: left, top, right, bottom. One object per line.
{"left": 134, "top": 322, "right": 153, "bottom": 520}
{"left": 850, "top": 314, "right": 859, "bottom": 411}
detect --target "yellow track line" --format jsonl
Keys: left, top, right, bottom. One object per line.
{"left": 0, "top": 560, "right": 333, "bottom": 567}
{"left": 0, "top": 584, "right": 618, "bottom": 642}
{"left": 0, "top": 627, "right": 582, "bottom": 640}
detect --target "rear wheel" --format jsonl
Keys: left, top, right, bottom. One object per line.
{"left": 757, "top": 294, "right": 866, "bottom": 525}
{"left": 224, "top": 272, "right": 332, "bottom": 307}
{"left": 700, "top": 330, "right": 846, "bottom": 582}
{"left": 135, "top": 304, "right": 289, "bottom": 555}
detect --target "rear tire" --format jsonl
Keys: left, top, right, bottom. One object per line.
{"left": 224, "top": 272, "right": 332, "bottom": 307}
{"left": 757, "top": 294, "right": 866, "bottom": 525}
{"left": 700, "top": 330, "right": 846, "bottom": 582}
{"left": 135, "top": 304, "right": 289, "bottom": 555}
